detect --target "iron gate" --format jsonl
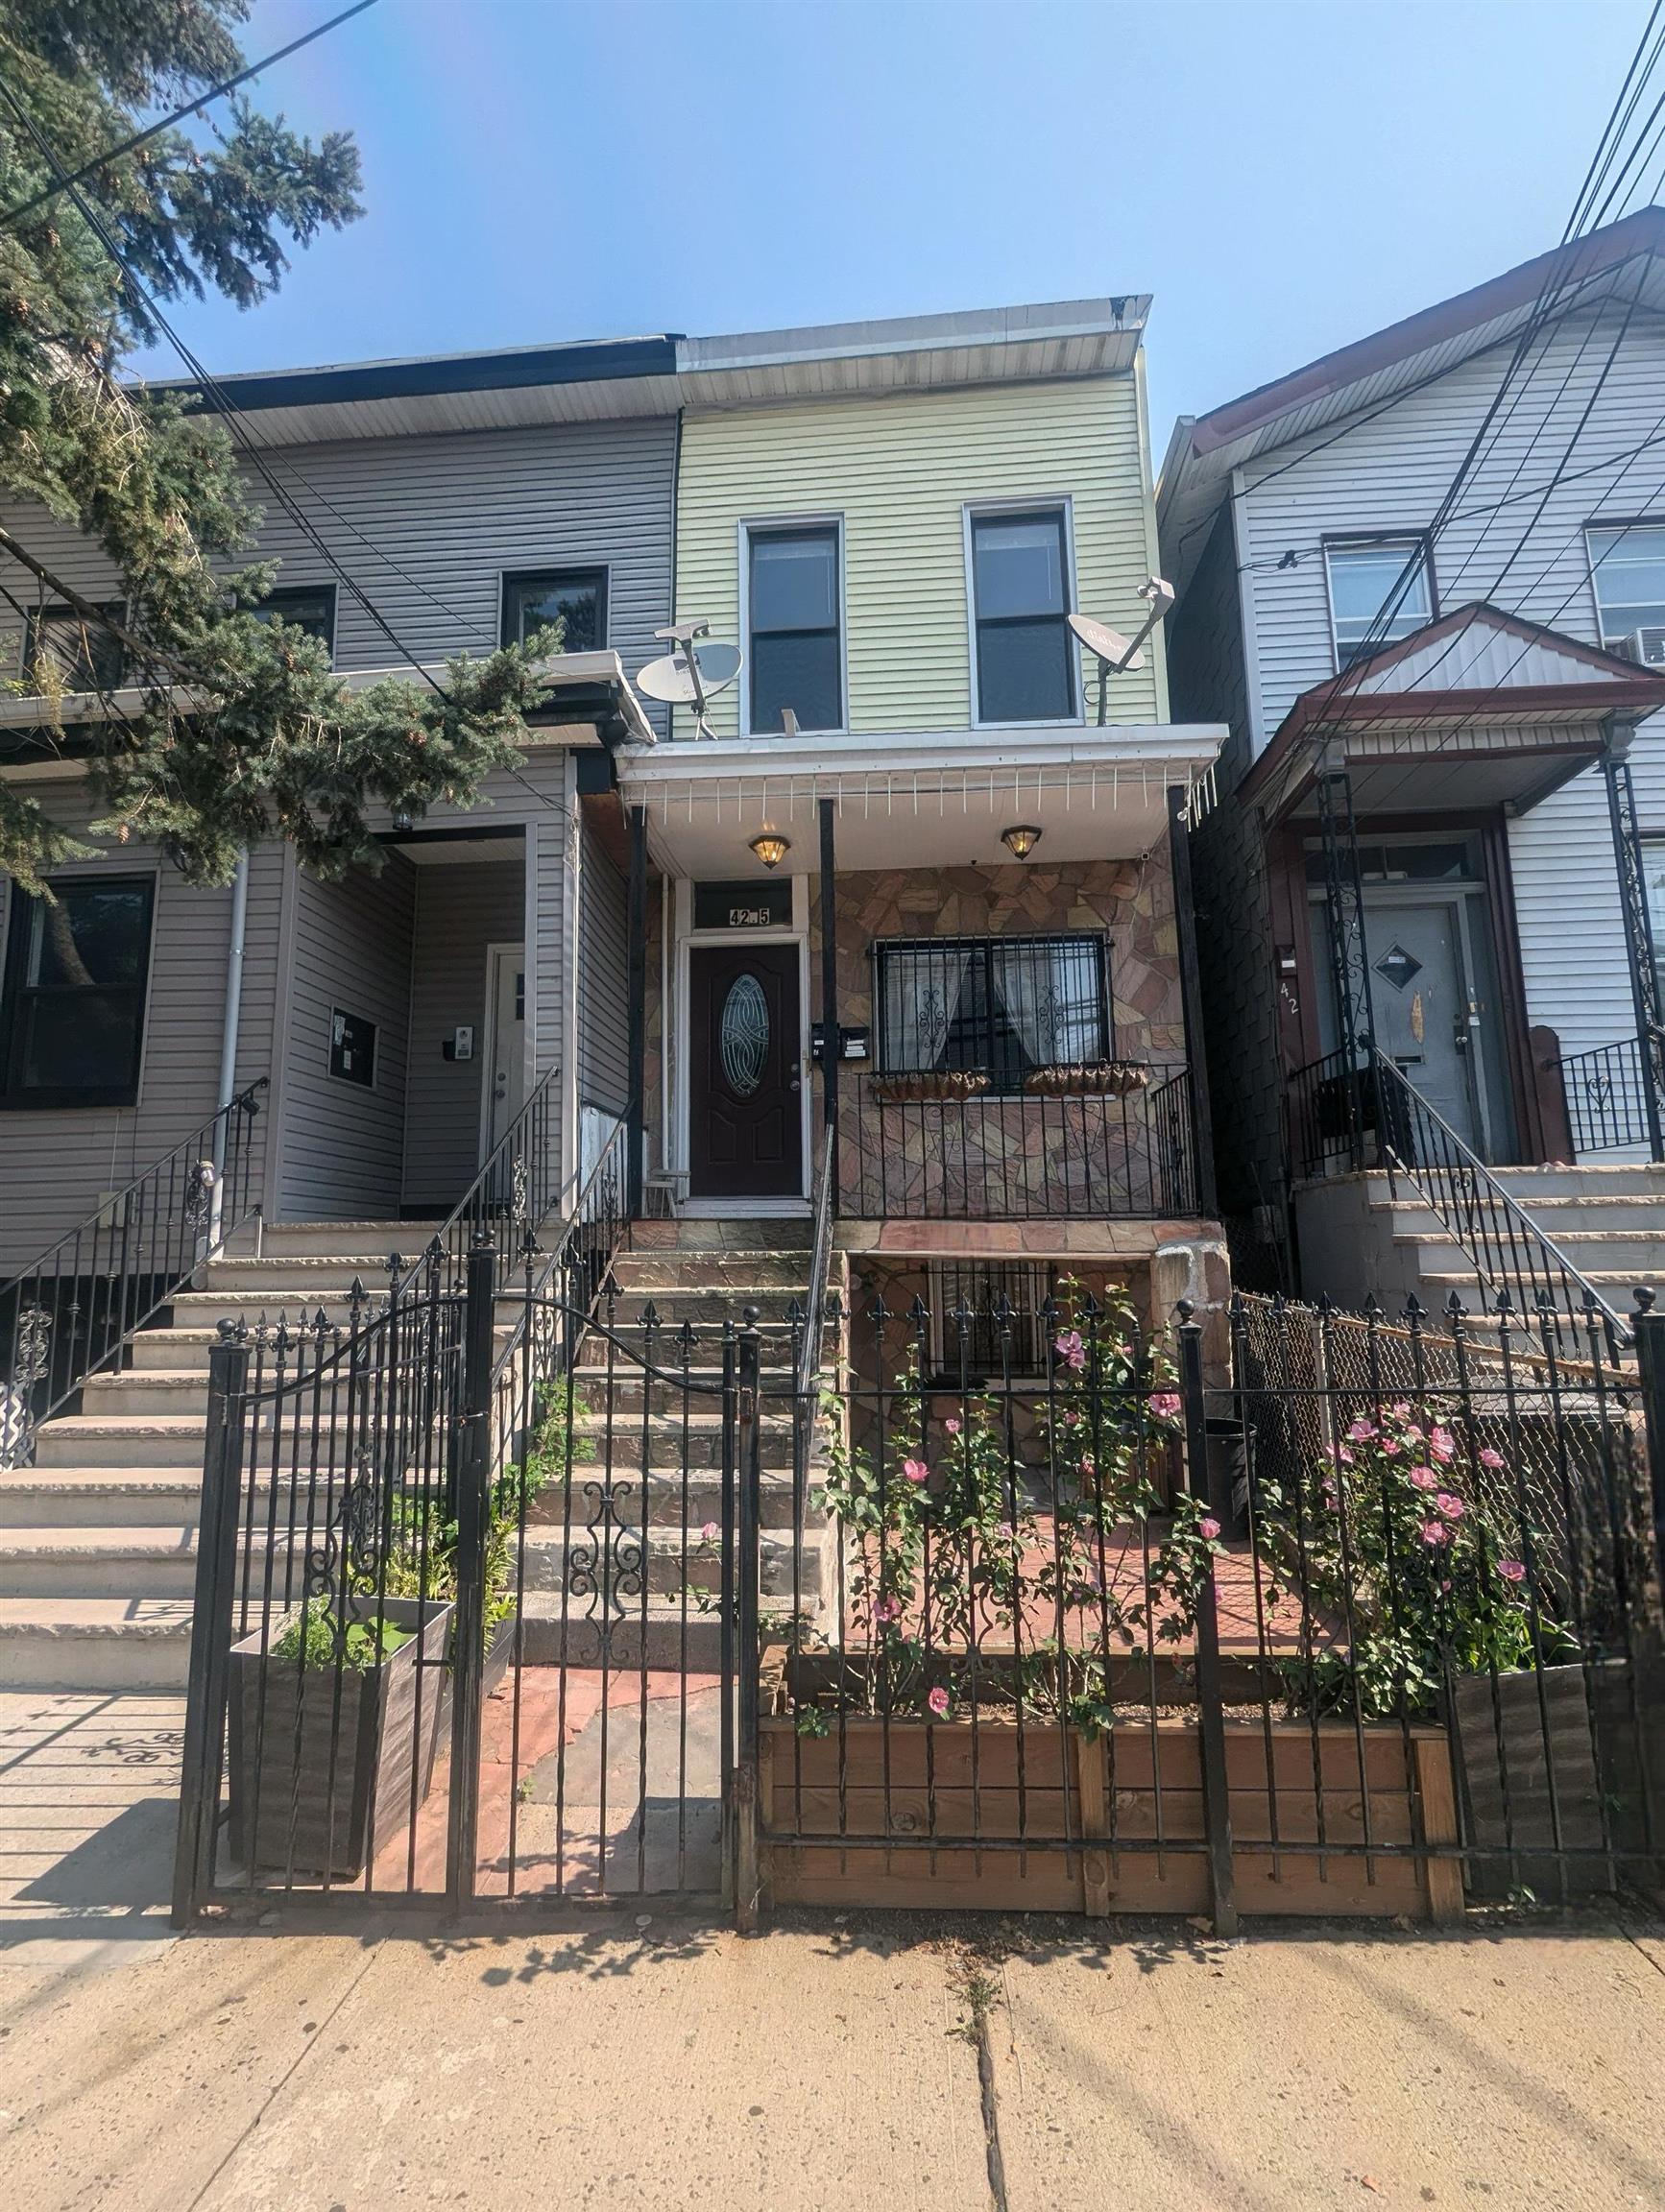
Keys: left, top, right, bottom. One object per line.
{"left": 171, "top": 1242, "right": 775, "bottom": 1922}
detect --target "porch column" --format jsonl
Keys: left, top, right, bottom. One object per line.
{"left": 625, "top": 802, "right": 648, "bottom": 1215}
{"left": 1167, "top": 785, "right": 1219, "bottom": 1219}
{"left": 1315, "top": 760, "right": 1377, "bottom": 1170}
{"left": 1602, "top": 728, "right": 1665, "bottom": 1163}
{"left": 818, "top": 796, "right": 840, "bottom": 1212}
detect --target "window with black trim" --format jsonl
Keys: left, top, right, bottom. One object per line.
{"left": 1586, "top": 521, "right": 1665, "bottom": 657}
{"left": 1322, "top": 538, "right": 1435, "bottom": 669}
{"left": 929, "top": 1262, "right": 1054, "bottom": 1380}
{"left": 970, "top": 508, "right": 1074, "bottom": 723}
{"left": 747, "top": 525, "right": 841, "bottom": 733}
{"left": 0, "top": 876, "right": 156, "bottom": 1106}
{"left": 250, "top": 584, "right": 336, "bottom": 656}
{"left": 876, "top": 933, "right": 1110, "bottom": 1092}
{"left": 501, "top": 568, "right": 608, "bottom": 655}
{"left": 24, "top": 602, "right": 126, "bottom": 694}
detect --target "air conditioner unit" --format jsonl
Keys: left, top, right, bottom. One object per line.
{"left": 1629, "top": 626, "right": 1665, "bottom": 666}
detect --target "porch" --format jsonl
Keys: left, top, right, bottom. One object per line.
{"left": 613, "top": 727, "right": 1222, "bottom": 1240}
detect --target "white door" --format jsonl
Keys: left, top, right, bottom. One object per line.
{"left": 484, "top": 944, "right": 526, "bottom": 1156}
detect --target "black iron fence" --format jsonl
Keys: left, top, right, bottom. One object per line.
{"left": 0, "top": 1078, "right": 266, "bottom": 1468}
{"left": 845, "top": 1063, "right": 1197, "bottom": 1220}
{"left": 174, "top": 1242, "right": 1665, "bottom": 1930}
{"left": 1555, "top": 1034, "right": 1658, "bottom": 1157}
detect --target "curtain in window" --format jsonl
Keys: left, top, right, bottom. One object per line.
{"left": 991, "top": 941, "right": 1097, "bottom": 1066}
{"left": 883, "top": 946, "right": 975, "bottom": 1069}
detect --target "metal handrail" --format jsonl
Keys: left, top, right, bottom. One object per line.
{"left": 794, "top": 1124, "right": 837, "bottom": 1406}
{"left": 0, "top": 1076, "right": 269, "bottom": 1465}
{"left": 1551, "top": 1033, "right": 1661, "bottom": 1158}
{"left": 391, "top": 1062, "right": 565, "bottom": 1304}
{"left": 1369, "top": 1048, "right": 1631, "bottom": 1351}
{"left": 488, "top": 1103, "right": 633, "bottom": 1391}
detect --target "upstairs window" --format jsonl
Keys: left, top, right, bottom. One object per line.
{"left": 876, "top": 932, "right": 1110, "bottom": 1093}
{"left": 1323, "top": 538, "right": 1435, "bottom": 669}
{"left": 747, "top": 524, "right": 841, "bottom": 733}
{"left": 0, "top": 875, "right": 156, "bottom": 1107}
{"left": 1586, "top": 521, "right": 1665, "bottom": 658}
{"left": 501, "top": 567, "right": 608, "bottom": 656}
{"left": 249, "top": 584, "right": 336, "bottom": 657}
{"left": 25, "top": 602, "right": 126, "bottom": 694}
{"left": 970, "top": 508, "right": 1074, "bottom": 723}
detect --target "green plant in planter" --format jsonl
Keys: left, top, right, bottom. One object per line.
{"left": 1254, "top": 1398, "right": 1571, "bottom": 1719}
{"left": 271, "top": 1600, "right": 411, "bottom": 1672}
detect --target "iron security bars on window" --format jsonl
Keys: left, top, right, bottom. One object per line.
{"left": 876, "top": 933, "right": 1110, "bottom": 1089}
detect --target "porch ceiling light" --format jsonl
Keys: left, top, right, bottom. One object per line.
{"left": 749, "top": 829, "right": 790, "bottom": 870}
{"left": 1001, "top": 823, "right": 1043, "bottom": 860}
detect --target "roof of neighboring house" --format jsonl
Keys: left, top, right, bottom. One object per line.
{"left": 1157, "top": 206, "right": 1665, "bottom": 597}
{"left": 146, "top": 297, "right": 1151, "bottom": 448}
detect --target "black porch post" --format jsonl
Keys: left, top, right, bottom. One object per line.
{"left": 1601, "top": 725, "right": 1665, "bottom": 1164}
{"left": 625, "top": 802, "right": 648, "bottom": 1215}
{"left": 818, "top": 796, "right": 840, "bottom": 1213}
{"left": 1167, "top": 784, "right": 1219, "bottom": 1218}
{"left": 1316, "top": 758, "right": 1377, "bottom": 1170}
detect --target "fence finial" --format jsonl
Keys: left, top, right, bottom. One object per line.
{"left": 1635, "top": 1285, "right": 1656, "bottom": 1314}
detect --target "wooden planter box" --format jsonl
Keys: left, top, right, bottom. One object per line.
{"left": 435, "top": 1609, "right": 519, "bottom": 1737}
{"left": 227, "top": 1594, "right": 452, "bottom": 1881}
{"left": 759, "top": 1711, "right": 1460, "bottom": 1921}
{"left": 1450, "top": 1657, "right": 1662, "bottom": 1899}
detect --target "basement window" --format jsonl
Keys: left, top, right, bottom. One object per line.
{"left": 0, "top": 875, "right": 156, "bottom": 1108}
{"left": 929, "top": 1262, "right": 1054, "bottom": 1381}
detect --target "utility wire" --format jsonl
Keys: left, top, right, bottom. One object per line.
{"left": 0, "top": 0, "right": 379, "bottom": 229}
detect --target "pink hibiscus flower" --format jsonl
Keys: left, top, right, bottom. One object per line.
{"left": 1055, "top": 1331, "right": 1086, "bottom": 1372}
{"left": 944, "top": 1417, "right": 961, "bottom": 1435}
{"left": 873, "top": 1594, "right": 903, "bottom": 1625}
{"left": 903, "top": 1457, "right": 929, "bottom": 1485}
{"left": 1497, "top": 1558, "right": 1527, "bottom": 1584}
{"left": 1436, "top": 1493, "right": 1465, "bottom": 1522}
{"left": 1479, "top": 1447, "right": 1505, "bottom": 1470}
{"left": 927, "top": 1686, "right": 951, "bottom": 1719}
{"left": 1346, "top": 1419, "right": 1377, "bottom": 1443}
{"left": 1198, "top": 1515, "right": 1221, "bottom": 1542}
{"left": 1147, "top": 1390, "right": 1182, "bottom": 1421}
{"left": 1429, "top": 1427, "right": 1456, "bottom": 1463}
{"left": 1410, "top": 1467, "right": 1438, "bottom": 1491}
{"left": 1419, "top": 1520, "right": 1448, "bottom": 1547}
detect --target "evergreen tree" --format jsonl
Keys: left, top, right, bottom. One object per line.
{"left": 0, "top": 1, "right": 552, "bottom": 892}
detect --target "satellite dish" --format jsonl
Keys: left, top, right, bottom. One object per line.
{"left": 1068, "top": 611, "right": 1144, "bottom": 674}
{"left": 636, "top": 629, "right": 743, "bottom": 736}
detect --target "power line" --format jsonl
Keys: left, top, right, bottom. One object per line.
{"left": 0, "top": 0, "right": 379, "bottom": 229}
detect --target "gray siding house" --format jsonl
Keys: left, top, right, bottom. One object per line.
{"left": 1159, "top": 208, "right": 1665, "bottom": 1310}
{"left": 0, "top": 342, "right": 679, "bottom": 1271}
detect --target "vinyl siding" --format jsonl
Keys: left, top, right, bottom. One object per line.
{"left": 279, "top": 854, "right": 416, "bottom": 1220}
{"left": 0, "top": 413, "right": 677, "bottom": 719}
{"left": 400, "top": 854, "right": 527, "bottom": 1214}
{"left": 674, "top": 376, "right": 1166, "bottom": 738}
{"left": 0, "top": 782, "right": 285, "bottom": 1273}
{"left": 576, "top": 815, "right": 629, "bottom": 1113}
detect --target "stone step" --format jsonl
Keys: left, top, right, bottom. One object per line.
{"left": 570, "top": 1373, "right": 804, "bottom": 1419}
{"left": 198, "top": 1254, "right": 412, "bottom": 1293}
{"left": 627, "top": 1218, "right": 814, "bottom": 1253}
{"left": 0, "top": 1524, "right": 200, "bottom": 1599}
{"left": 610, "top": 1253, "right": 816, "bottom": 1292}
{"left": 0, "top": 1597, "right": 194, "bottom": 1690}
{"left": 517, "top": 1525, "right": 816, "bottom": 1600}
{"left": 1377, "top": 1193, "right": 1665, "bottom": 1237}
{"left": 1390, "top": 1229, "right": 1665, "bottom": 1277}
{"left": 32, "top": 1416, "right": 208, "bottom": 1469}
{"left": 0, "top": 1468, "right": 208, "bottom": 1528}
{"left": 82, "top": 1369, "right": 210, "bottom": 1419}
{"left": 591, "top": 1286, "right": 817, "bottom": 1327}
{"left": 567, "top": 1414, "right": 800, "bottom": 1475}
{"left": 234, "top": 1219, "right": 444, "bottom": 1260}
{"left": 1493, "top": 1166, "right": 1665, "bottom": 1201}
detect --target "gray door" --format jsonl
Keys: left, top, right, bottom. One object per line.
{"left": 1313, "top": 898, "right": 1485, "bottom": 1153}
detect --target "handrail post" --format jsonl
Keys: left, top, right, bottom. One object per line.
{"left": 734, "top": 1309, "right": 763, "bottom": 1933}
{"left": 625, "top": 803, "right": 648, "bottom": 1218}
{"left": 1602, "top": 735, "right": 1665, "bottom": 1164}
{"left": 172, "top": 1323, "right": 249, "bottom": 1927}
{"left": 1178, "top": 1302, "right": 1238, "bottom": 1936}
{"left": 1632, "top": 1289, "right": 1665, "bottom": 1596}
{"left": 1167, "top": 785, "right": 1218, "bottom": 1218}
{"left": 446, "top": 1236, "right": 496, "bottom": 1919}
{"left": 818, "top": 796, "right": 840, "bottom": 1215}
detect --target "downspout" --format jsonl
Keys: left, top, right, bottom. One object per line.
{"left": 208, "top": 849, "right": 250, "bottom": 1249}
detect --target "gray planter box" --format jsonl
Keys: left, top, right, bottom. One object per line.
{"left": 227, "top": 1594, "right": 452, "bottom": 1881}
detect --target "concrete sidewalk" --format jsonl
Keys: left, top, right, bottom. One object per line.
{"left": 2, "top": 1688, "right": 1664, "bottom": 2210}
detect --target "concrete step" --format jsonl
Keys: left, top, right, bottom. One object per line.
{"left": 0, "top": 1524, "right": 200, "bottom": 1599}
{"left": 82, "top": 1369, "right": 210, "bottom": 1419}
{"left": 0, "top": 1468, "right": 207, "bottom": 1527}
{"left": 611, "top": 1253, "right": 816, "bottom": 1292}
{"left": 567, "top": 1415, "right": 800, "bottom": 1476}
{"left": 591, "top": 1286, "right": 816, "bottom": 1327}
{"left": 627, "top": 1219, "right": 813, "bottom": 1253}
{"left": 196, "top": 1255, "right": 409, "bottom": 1295}
{"left": 518, "top": 1525, "right": 816, "bottom": 1600}
{"left": 571, "top": 1372, "right": 801, "bottom": 1419}
{"left": 1494, "top": 1167, "right": 1665, "bottom": 1201}
{"left": 0, "top": 1597, "right": 194, "bottom": 1690}
{"left": 32, "top": 1416, "right": 207, "bottom": 1469}
{"left": 1378, "top": 1193, "right": 1665, "bottom": 1238}
{"left": 236, "top": 1219, "right": 444, "bottom": 1260}
{"left": 1390, "top": 1228, "right": 1665, "bottom": 1276}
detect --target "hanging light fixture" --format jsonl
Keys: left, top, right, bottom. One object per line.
{"left": 749, "top": 829, "right": 790, "bottom": 870}
{"left": 1001, "top": 823, "right": 1043, "bottom": 860}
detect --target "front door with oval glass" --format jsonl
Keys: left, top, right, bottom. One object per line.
{"left": 688, "top": 944, "right": 803, "bottom": 1198}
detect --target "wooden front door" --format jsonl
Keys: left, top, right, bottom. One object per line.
{"left": 688, "top": 944, "right": 803, "bottom": 1198}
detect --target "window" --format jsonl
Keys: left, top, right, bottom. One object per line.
{"left": 0, "top": 875, "right": 156, "bottom": 1106}
{"left": 1586, "top": 522, "right": 1665, "bottom": 656}
{"left": 969, "top": 508, "right": 1074, "bottom": 723}
{"left": 24, "top": 602, "right": 126, "bottom": 694}
{"left": 929, "top": 1262, "right": 1054, "bottom": 1380}
{"left": 250, "top": 585, "right": 336, "bottom": 655}
{"left": 1323, "top": 539, "right": 1435, "bottom": 669}
{"left": 500, "top": 568, "right": 608, "bottom": 655}
{"left": 747, "top": 524, "right": 840, "bottom": 733}
{"left": 876, "top": 933, "right": 1109, "bottom": 1092}
{"left": 1645, "top": 838, "right": 1665, "bottom": 1010}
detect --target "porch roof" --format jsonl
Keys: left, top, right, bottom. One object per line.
{"left": 1242, "top": 603, "right": 1665, "bottom": 824}
{"left": 613, "top": 723, "right": 1226, "bottom": 877}
{"left": 0, "top": 646, "right": 656, "bottom": 763}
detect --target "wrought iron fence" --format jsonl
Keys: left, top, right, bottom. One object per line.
{"left": 1554, "top": 1035, "right": 1656, "bottom": 1156}
{"left": 845, "top": 1062, "right": 1197, "bottom": 1219}
{"left": 0, "top": 1078, "right": 267, "bottom": 1468}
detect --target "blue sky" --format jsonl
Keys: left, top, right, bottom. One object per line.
{"left": 133, "top": 0, "right": 1651, "bottom": 452}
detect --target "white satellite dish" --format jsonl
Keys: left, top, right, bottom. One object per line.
{"left": 1067, "top": 582, "right": 1175, "bottom": 723}
{"left": 636, "top": 623, "right": 743, "bottom": 737}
